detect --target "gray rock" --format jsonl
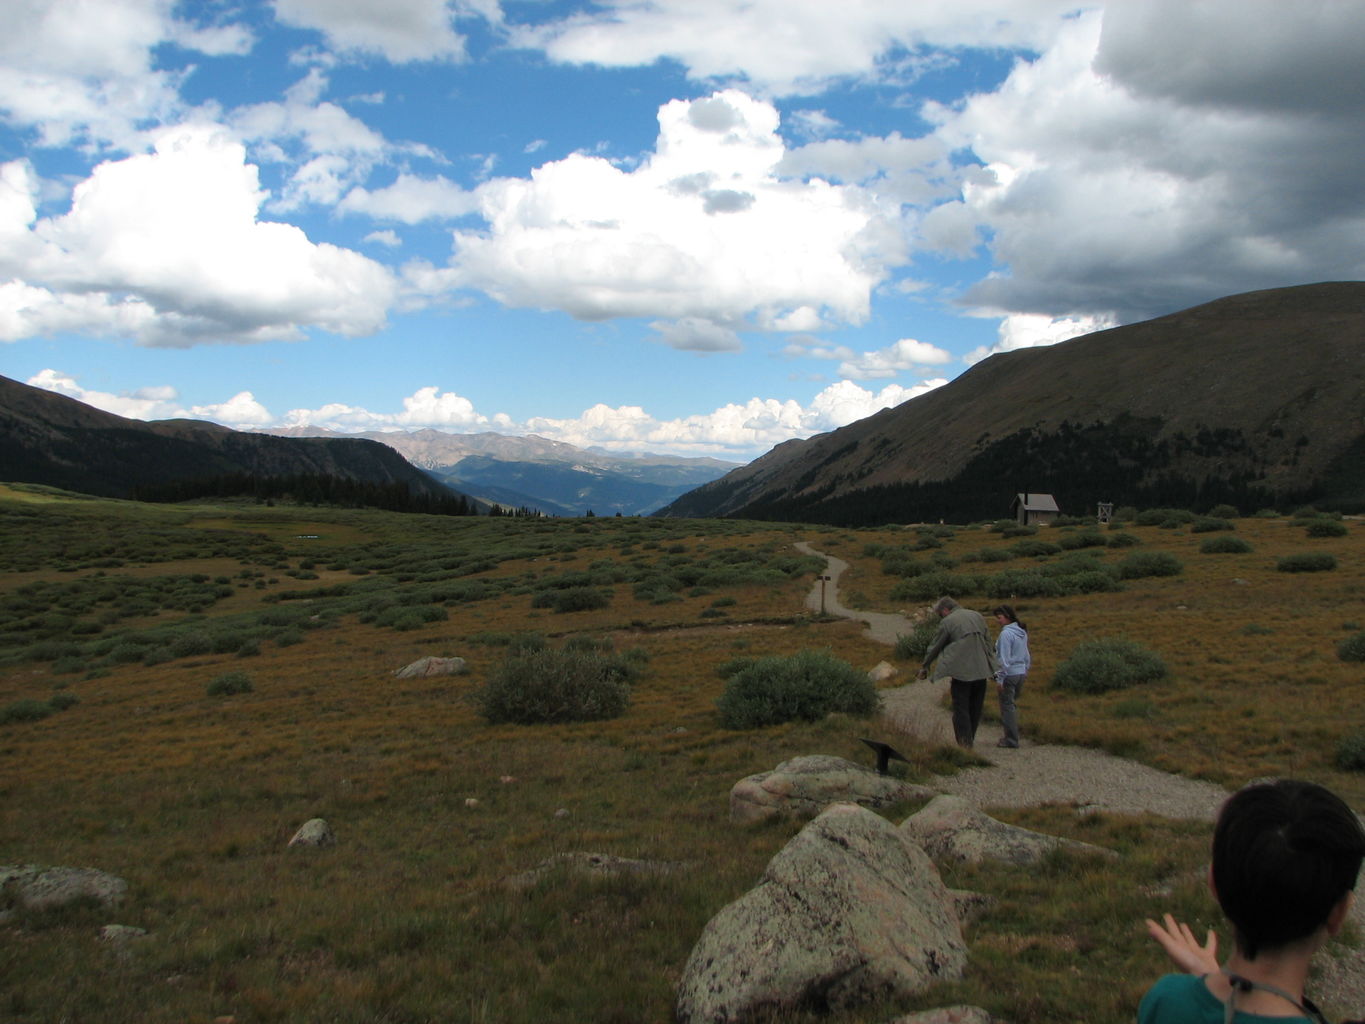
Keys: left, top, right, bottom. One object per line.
{"left": 505, "top": 852, "right": 687, "bottom": 890}
{"left": 100, "top": 924, "right": 149, "bottom": 943}
{"left": 676, "top": 803, "right": 967, "bottom": 1023}
{"left": 730, "top": 754, "right": 936, "bottom": 823}
{"left": 287, "top": 818, "right": 336, "bottom": 848}
{"left": 0, "top": 864, "right": 127, "bottom": 915}
{"left": 885, "top": 1006, "right": 993, "bottom": 1024}
{"left": 393, "top": 656, "right": 466, "bottom": 679}
{"left": 899, "top": 795, "right": 1115, "bottom": 866}
{"left": 869, "top": 661, "right": 899, "bottom": 683}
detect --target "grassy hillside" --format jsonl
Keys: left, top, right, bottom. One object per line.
{"left": 1, "top": 487, "right": 1362, "bottom": 1023}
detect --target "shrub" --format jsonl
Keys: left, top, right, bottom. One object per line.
{"left": 532, "top": 586, "right": 612, "bottom": 613}
{"left": 1052, "top": 639, "right": 1167, "bottom": 694}
{"left": 1010, "top": 539, "right": 1062, "bottom": 558}
{"left": 982, "top": 569, "right": 1065, "bottom": 599}
{"left": 0, "top": 698, "right": 54, "bottom": 724}
{"left": 1339, "top": 632, "right": 1365, "bottom": 663}
{"left": 1106, "top": 532, "right": 1141, "bottom": 548}
{"left": 1192, "top": 517, "right": 1234, "bottom": 533}
{"left": 1304, "top": 519, "right": 1349, "bottom": 538}
{"left": 716, "top": 649, "right": 879, "bottom": 729}
{"left": 48, "top": 692, "right": 79, "bottom": 711}
{"left": 1199, "top": 535, "right": 1252, "bottom": 554}
{"left": 1207, "top": 504, "right": 1240, "bottom": 519}
{"left": 1058, "top": 531, "right": 1106, "bottom": 550}
{"left": 894, "top": 618, "right": 940, "bottom": 660}
{"left": 477, "top": 648, "right": 635, "bottom": 724}
{"left": 1117, "top": 551, "right": 1183, "bottom": 579}
{"left": 207, "top": 671, "right": 254, "bottom": 697}
{"left": 888, "top": 571, "right": 977, "bottom": 603}
{"left": 1335, "top": 730, "right": 1365, "bottom": 772}
{"left": 1276, "top": 553, "right": 1337, "bottom": 573}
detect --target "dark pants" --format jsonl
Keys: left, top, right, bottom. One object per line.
{"left": 950, "top": 678, "right": 987, "bottom": 747}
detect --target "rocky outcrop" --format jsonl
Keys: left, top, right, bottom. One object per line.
{"left": 899, "top": 795, "right": 1116, "bottom": 865}
{"left": 729, "top": 755, "right": 935, "bottom": 823}
{"left": 676, "top": 803, "right": 969, "bottom": 1023}
{"left": 0, "top": 864, "right": 127, "bottom": 915}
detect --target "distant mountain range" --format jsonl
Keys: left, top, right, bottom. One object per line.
{"left": 263, "top": 427, "right": 740, "bottom": 516}
{"left": 661, "top": 282, "right": 1365, "bottom": 524}
{"left": 0, "top": 374, "right": 467, "bottom": 508}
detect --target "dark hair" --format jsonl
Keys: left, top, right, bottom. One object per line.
{"left": 992, "top": 604, "right": 1026, "bottom": 631}
{"left": 1212, "top": 779, "right": 1365, "bottom": 959}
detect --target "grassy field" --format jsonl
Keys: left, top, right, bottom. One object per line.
{"left": 0, "top": 485, "right": 1361, "bottom": 1023}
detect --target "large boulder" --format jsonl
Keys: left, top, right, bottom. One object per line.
{"left": 899, "top": 795, "right": 1115, "bottom": 866}
{"left": 0, "top": 864, "right": 127, "bottom": 914}
{"left": 729, "top": 754, "right": 936, "bottom": 823}
{"left": 676, "top": 803, "right": 968, "bottom": 1023}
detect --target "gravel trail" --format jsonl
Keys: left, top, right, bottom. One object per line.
{"left": 796, "top": 542, "right": 1364, "bottom": 1009}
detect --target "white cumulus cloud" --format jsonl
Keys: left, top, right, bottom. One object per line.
{"left": 272, "top": 0, "right": 478, "bottom": 63}
{"left": 2, "top": 127, "right": 398, "bottom": 346}
{"left": 442, "top": 90, "right": 905, "bottom": 336}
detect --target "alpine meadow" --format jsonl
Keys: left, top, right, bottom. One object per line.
{"left": 1, "top": 485, "right": 1362, "bottom": 1023}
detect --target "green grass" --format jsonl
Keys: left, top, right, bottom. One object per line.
{"left": 1, "top": 490, "right": 1363, "bottom": 1023}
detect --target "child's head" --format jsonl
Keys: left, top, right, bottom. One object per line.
{"left": 1212, "top": 779, "right": 1365, "bottom": 959}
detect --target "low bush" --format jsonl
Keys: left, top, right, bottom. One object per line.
{"left": 1335, "top": 730, "right": 1365, "bottom": 772}
{"left": 894, "top": 618, "right": 940, "bottom": 660}
{"left": 1192, "top": 517, "right": 1234, "bottom": 533}
{"left": 531, "top": 586, "right": 612, "bottom": 613}
{"left": 206, "top": 671, "right": 254, "bottom": 697}
{"left": 716, "top": 649, "right": 879, "bottom": 729}
{"left": 1339, "top": 632, "right": 1365, "bottom": 663}
{"left": 1276, "top": 553, "right": 1337, "bottom": 573}
{"left": 1052, "top": 639, "right": 1167, "bottom": 694}
{"left": 0, "top": 698, "right": 55, "bottom": 724}
{"left": 477, "top": 647, "right": 635, "bottom": 724}
{"left": 1117, "top": 551, "right": 1183, "bottom": 579}
{"left": 888, "top": 570, "right": 978, "bottom": 603}
{"left": 1199, "top": 535, "right": 1252, "bottom": 554}
{"left": 1207, "top": 504, "right": 1241, "bottom": 519}
{"left": 1106, "top": 532, "right": 1141, "bottom": 548}
{"left": 1304, "top": 520, "right": 1349, "bottom": 538}
{"left": 1010, "top": 539, "right": 1062, "bottom": 558}
{"left": 1058, "top": 531, "right": 1106, "bottom": 550}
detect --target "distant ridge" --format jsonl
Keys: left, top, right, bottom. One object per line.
{"left": 660, "top": 282, "right": 1365, "bottom": 524}
{"left": 259, "top": 427, "right": 740, "bottom": 516}
{"left": 0, "top": 374, "right": 471, "bottom": 508}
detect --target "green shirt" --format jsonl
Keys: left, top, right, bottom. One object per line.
{"left": 1138, "top": 974, "right": 1312, "bottom": 1024}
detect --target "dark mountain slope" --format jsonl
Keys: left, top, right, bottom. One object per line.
{"left": 0, "top": 375, "right": 463, "bottom": 504}
{"left": 661, "top": 282, "right": 1365, "bottom": 524}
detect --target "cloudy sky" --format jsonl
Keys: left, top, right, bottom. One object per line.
{"left": 4, "top": 1, "right": 1363, "bottom": 461}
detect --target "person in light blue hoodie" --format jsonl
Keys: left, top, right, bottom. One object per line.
{"left": 991, "top": 604, "right": 1030, "bottom": 748}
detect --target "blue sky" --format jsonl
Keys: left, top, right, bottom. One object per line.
{"left": 3, "top": 1, "right": 1363, "bottom": 460}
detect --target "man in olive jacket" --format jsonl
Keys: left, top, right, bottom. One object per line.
{"left": 917, "top": 596, "right": 997, "bottom": 747}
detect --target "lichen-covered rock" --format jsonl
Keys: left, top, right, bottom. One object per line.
{"left": 899, "top": 795, "right": 1115, "bottom": 866}
{"left": 729, "top": 754, "right": 936, "bottom": 823}
{"left": 886, "top": 1005, "right": 993, "bottom": 1024}
{"left": 868, "top": 661, "right": 898, "bottom": 683}
{"left": 393, "top": 656, "right": 466, "bottom": 679}
{"left": 287, "top": 818, "right": 336, "bottom": 848}
{"left": 0, "top": 864, "right": 127, "bottom": 913}
{"left": 504, "top": 852, "right": 686, "bottom": 890}
{"left": 676, "top": 803, "right": 967, "bottom": 1023}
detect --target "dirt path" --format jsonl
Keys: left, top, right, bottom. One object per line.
{"left": 797, "top": 541, "right": 1365, "bottom": 1009}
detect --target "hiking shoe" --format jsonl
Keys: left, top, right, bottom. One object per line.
{"left": 996, "top": 739, "right": 1018, "bottom": 748}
